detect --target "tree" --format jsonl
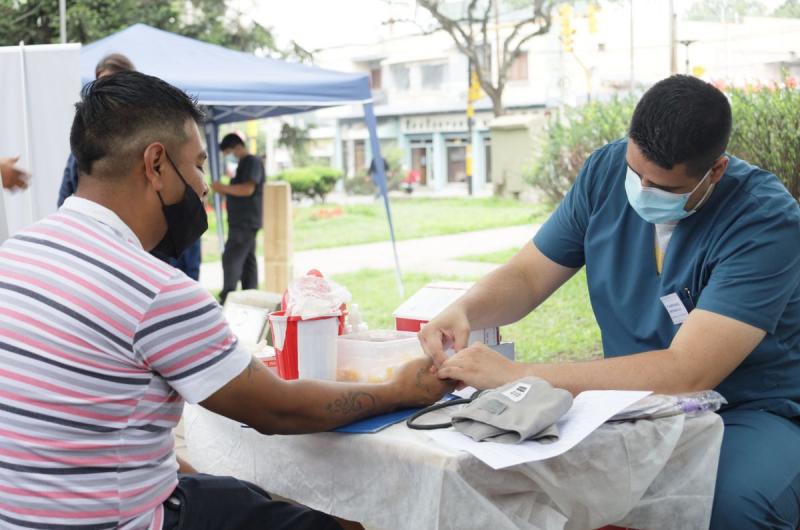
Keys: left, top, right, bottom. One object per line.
{"left": 686, "top": 0, "right": 766, "bottom": 22}
{"left": 773, "top": 0, "right": 800, "bottom": 18}
{"left": 0, "top": 0, "right": 284, "bottom": 56}
{"left": 414, "top": 0, "right": 558, "bottom": 116}
{"left": 277, "top": 123, "right": 315, "bottom": 167}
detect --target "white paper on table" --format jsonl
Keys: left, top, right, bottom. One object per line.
{"left": 427, "top": 390, "right": 651, "bottom": 470}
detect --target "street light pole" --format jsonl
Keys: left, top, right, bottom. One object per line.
{"left": 59, "top": 0, "right": 67, "bottom": 43}
{"left": 678, "top": 39, "right": 696, "bottom": 75}
{"left": 629, "top": 0, "right": 635, "bottom": 91}
{"left": 670, "top": 0, "right": 678, "bottom": 74}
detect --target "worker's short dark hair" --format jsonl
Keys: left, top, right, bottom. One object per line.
{"left": 70, "top": 71, "right": 205, "bottom": 176}
{"left": 629, "top": 75, "right": 732, "bottom": 178}
{"left": 219, "top": 133, "right": 245, "bottom": 151}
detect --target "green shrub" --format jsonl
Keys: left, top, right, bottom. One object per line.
{"left": 525, "top": 95, "right": 637, "bottom": 203}
{"left": 727, "top": 83, "right": 800, "bottom": 199}
{"left": 343, "top": 145, "right": 406, "bottom": 196}
{"left": 276, "top": 166, "right": 342, "bottom": 202}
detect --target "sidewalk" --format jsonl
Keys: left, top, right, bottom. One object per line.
{"left": 199, "top": 224, "right": 540, "bottom": 292}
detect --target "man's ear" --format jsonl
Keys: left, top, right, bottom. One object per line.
{"left": 710, "top": 156, "right": 729, "bottom": 184}
{"left": 143, "top": 142, "right": 167, "bottom": 191}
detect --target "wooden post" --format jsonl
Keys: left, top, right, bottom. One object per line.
{"left": 263, "top": 182, "right": 293, "bottom": 293}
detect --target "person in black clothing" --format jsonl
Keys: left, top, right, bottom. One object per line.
{"left": 213, "top": 133, "right": 265, "bottom": 304}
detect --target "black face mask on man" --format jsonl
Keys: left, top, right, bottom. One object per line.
{"left": 150, "top": 152, "right": 208, "bottom": 261}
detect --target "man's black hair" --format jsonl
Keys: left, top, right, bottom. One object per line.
{"left": 629, "top": 75, "right": 731, "bottom": 177}
{"left": 70, "top": 71, "right": 205, "bottom": 176}
{"left": 219, "top": 133, "right": 245, "bottom": 151}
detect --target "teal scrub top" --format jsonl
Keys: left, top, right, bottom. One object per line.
{"left": 533, "top": 139, "right": 800, "bottom": 418}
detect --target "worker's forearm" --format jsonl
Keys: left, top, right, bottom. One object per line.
{"left": 520, "top": 348, "right": 710, "bottom": 396}
{"left": 459, "top": 262, "right": 541, "bottom": 330}
{"left": 218, "top": 182, "right": 256, "bottom": 197}
{"left": 254, "top": 380, "right": 403, "bottom": 435}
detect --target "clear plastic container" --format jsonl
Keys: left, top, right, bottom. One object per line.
{"left": 336, "top": 330, "right": 424, "bottom": 383}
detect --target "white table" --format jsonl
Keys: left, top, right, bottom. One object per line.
{"left": 184, "top": 405, "right": 722, "bottom": 530}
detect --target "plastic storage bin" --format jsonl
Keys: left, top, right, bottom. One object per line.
{"left": 336, "top": 330, "right": 424, "bottom": 383}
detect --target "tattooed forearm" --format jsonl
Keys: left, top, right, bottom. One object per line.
{"left": 414, "top": 365, "right": 431, "bottom": 393}
{"left": 325, "top": 391, "right": 377, "bottom": 416}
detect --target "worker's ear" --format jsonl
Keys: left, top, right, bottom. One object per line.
{"left": 709, "top": 156, "right": 728, "bottom": 185}
{"left": 143, "top": 142, "right": 167, "bottom": 192}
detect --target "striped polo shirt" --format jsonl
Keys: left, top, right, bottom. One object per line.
{"left": 0, "top": 197, "right": 250, "bottom": 530}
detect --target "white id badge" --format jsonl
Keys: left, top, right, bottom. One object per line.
{"left": 660, "top": 293, "right": 689, "bottom": 325}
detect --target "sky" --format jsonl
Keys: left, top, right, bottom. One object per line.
{"left": 241, "top": 0, "right": 793, "bottom": 55}
{"left": 246, "top": 0, "right": 407, "bottom": 52}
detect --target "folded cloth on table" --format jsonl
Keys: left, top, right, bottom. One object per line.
{"left": 452, "top": 377, "right": 573, "bottom": 444}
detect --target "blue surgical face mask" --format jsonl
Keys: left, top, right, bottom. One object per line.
{"left": 624, "top": 166, "right": 714, "bottom": 224}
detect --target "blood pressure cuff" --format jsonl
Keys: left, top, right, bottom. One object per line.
{"left": 451, "top": 377, "right": 573, "bottom": 444}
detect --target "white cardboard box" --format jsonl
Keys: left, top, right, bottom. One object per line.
{"left": 393, "top": 281, "right": 500, "bottom": 346}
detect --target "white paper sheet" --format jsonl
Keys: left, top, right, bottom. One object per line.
{"left": 427, "top": 390, "right": 651, "bottom": 469}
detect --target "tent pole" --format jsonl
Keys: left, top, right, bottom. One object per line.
{"left": 204, "top": 119, "right": 225, "bottom": 258}
{"left": 18, "top": 41, "right": 36, "bottom": 227}
{"left": 363, "top": 102, "right": 404, "bottom": 298}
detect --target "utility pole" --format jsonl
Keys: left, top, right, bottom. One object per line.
{"left": 466, "top": 60, "right": 481, "bottom": 196}
{"left": 629, "top": 0, "right": 635, "bottom": 91}
{"left": 679, "top": 39, "right": 696, "bottom": 75}
{"left": 493, "top": 0, "right": 501, "bottom": 85}
{"left": 59, "top": 0, "right": 67, "bottom": 43}
{"left": 670, "top": 0, "right": 678, "bottom": 74}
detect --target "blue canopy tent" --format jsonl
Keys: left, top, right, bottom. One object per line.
{"left": 80, "top": 24, "right": 403, "bottom": 294}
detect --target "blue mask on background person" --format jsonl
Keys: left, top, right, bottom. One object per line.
{"left": 625, "top": 166, "right": 714, "bottom": 224}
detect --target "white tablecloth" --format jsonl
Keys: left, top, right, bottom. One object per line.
{"left": 183, "top": 405, "right": 723, "bottom": 530}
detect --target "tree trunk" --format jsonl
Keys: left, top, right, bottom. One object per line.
{"left": 490, "top": 91, "right": 505, "bottom": 117}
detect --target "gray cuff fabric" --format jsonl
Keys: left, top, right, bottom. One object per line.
{"left": 451, "top": 377, "right": 573, "bottom": 444}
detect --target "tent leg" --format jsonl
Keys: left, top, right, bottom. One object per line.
{"left": 205, "top": 120, "right": 225, "bottom": 259}
{"left": 363, "top": 102, "right": 404, "bottom": 298}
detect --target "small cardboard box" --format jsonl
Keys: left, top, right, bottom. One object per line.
{"left": 393, "top": 281, "right": 500, "bottom": 346}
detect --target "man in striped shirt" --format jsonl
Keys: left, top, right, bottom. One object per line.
{"left": 0, "top": 71, "right": 450, "bottom": 530}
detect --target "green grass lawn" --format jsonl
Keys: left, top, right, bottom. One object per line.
{"left": 202, "top": 198, "right": 548, "bottom": 262}
{"left": 458, "top": 246, "right": 521, "bottom": 264}
{"left": 332, "top": 266, "right": 602, "bottom": 364}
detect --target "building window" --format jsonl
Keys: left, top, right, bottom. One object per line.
{"left": 370, "top": 66, "right": 382, "bottom": 90}
{"left": 446, "top": 140, "right": 467, "bottom": 183}
{"left": 421, "top": 63, "right": 447, "bottom": 89}
{"left": 391, "top": 64, "right": 410, "bottom": 91}
{"left": 508, "top": 51, "right": 528, "bottom": 81}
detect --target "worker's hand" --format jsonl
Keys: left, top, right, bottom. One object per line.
{"left": 437, "top": 342, "right": 521, "bottom": 390}
{"left": 0, "top": 156, "right": 30, "bottom": 191}
{"left": 418, "top": 305, "right": 471, "bottom": 368}
{"left": 210, "top": 181, "right": 225, "bottom": 194}
{"left": 390, "top": 356, "right": 454, "bottom": 407}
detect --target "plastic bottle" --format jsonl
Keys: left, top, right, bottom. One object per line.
{"left": 348, "top": 303, "right": 369, "bottom": 333}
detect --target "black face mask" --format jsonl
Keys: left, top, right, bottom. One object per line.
{"left": 150, "top": 152, "right": 208, "bottom": 261}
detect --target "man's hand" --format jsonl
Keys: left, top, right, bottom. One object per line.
{"left": 418, "top": 305, "right": 472, "bottom": 368}
{"left": 390, "top": 356, "right": 454, "bottom": 406}
{"left": 1, "top": 156, "right": 30, "bottom": 191}
{"left": 210, "top": 181, "right": 225, "bottom": 194}
{"left": 437, "top": 343, "right": 521, "bottom": 390}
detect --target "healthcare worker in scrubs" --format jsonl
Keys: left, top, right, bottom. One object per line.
{"left": 419, "top": 75, "right": 800, "bottom": 529}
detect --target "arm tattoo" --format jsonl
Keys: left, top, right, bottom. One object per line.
{"left": 414, "top": 365, "right": 431, "bottom": 393}
{"left": 326, "top": 391, "right": 377, "bottom": 416}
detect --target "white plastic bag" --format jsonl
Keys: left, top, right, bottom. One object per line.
{"left": 285, "top": 275, "right": 351, "bottom": 320}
